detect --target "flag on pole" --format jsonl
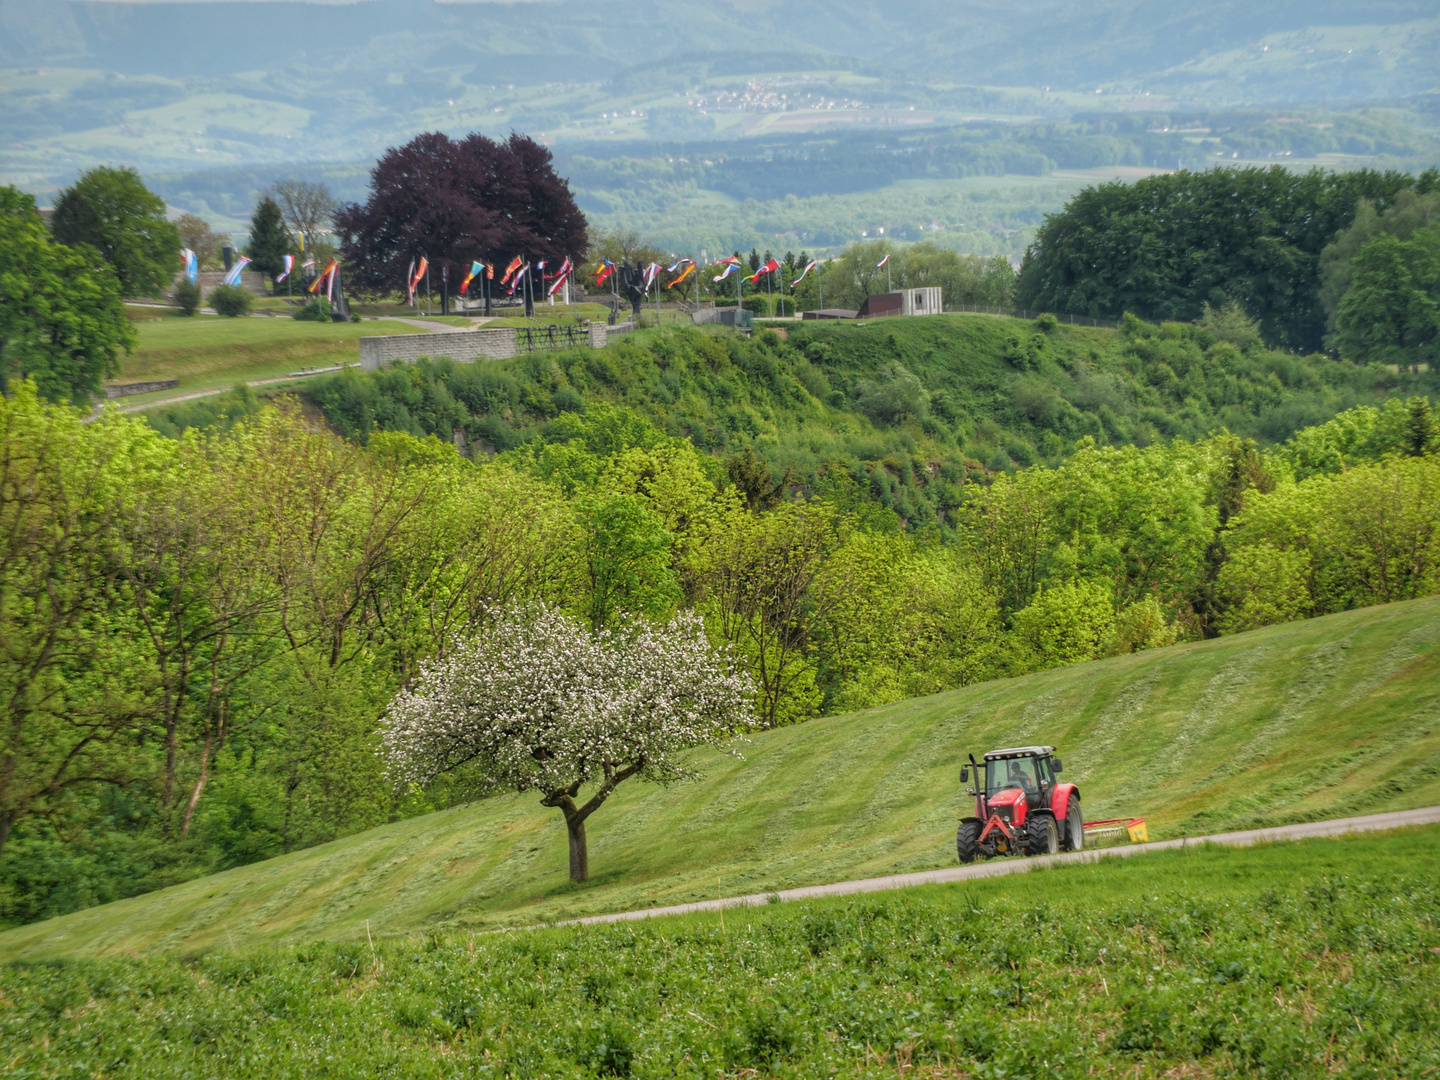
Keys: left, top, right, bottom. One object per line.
{"left": 309, "top": 258, "right": 337, "bottom": 296}
{"left": 667, "top": 262, "right": 696, "bottom": 288}
{"left": 747, "top": 258, "right": 779, "bottom": 284}
{"left": 407, "top": 257, "right": 428, "bottom": 306}
{"left": 276, "top": 254, "right": 294, "bottom": 283}
{"left": 876, "top": 254, "right": 890, "bottom": 268}
{"left": 792, "top": 260, "right": 819, "bottom": 287}
{"left": 222, "top": 256, "right": 251, "bottom": 286}
{"left": 507, "top": 263, "right": 530, "bottom": 295}
{"left": 594, "top": 259, "right": 615, "bottom": 286}
{"left": 500, "top": 256, "right": 524, "bottom": 285}
{"left": 546, "top": 258, "right": 573, "bottom": 297}
{"left": 543, "top": 257, "right": 572, "bottom": 280}
{"left": 712, "top": 262, "right": 740, "bottom": 282}
{"left": 714, "top": 254, "right": 742, "bottom": 267}
{"left": 302, "top": 258, "right": 316, "bottom": 271}
{"left": 179, "top": 248, "right": 199, "bottom": 285}
{"left": 485, "top": 262, "right": 495, "bottom": 280}
{"left": 642, "top": 263, "right": 661, "bottom": 292}
{"left": 326, "top": 262, "right": 338, "bottom": 303}
{"left": 666, "top": 258, "right": 693, "bottom": 273}
{"left": 460, "top": 261, "right": 484, "bottom": 295}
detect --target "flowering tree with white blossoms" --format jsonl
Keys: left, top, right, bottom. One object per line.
{"left": 382, "top": 604, "right": 754, "bottom": 882}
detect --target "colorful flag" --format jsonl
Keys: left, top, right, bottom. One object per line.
{"left": 507, "top": 263, "right": 530, "bottom": 295}
{"left": 543, "top": 257, "right": 572, "bottom": 280}
{"left": 486, "top": 262, "right": 495, "bottom": 280}
{"left": 500, "top": 256, "right": 524, "bottom": 285}
{"left": 876, "top": 254, "right": 890, "bottom": 268}
{"left": 666, "top": 258, "right": 693, "bottom": 273}
{"left": 792, "top": 260, "right": 819, "bottom": 287}
{"left": 748, "top": 257, "right": 780, "bottom": 284}
{"left": 667, "top": 262, "right": 696, "bottom": 288}
{"left": 594, "top": 259, "right": 615, "bottom": 286}
{"left": 222, "top": 256, "right": 251, "bottom": 287}
{"left": 407, "top": 257, "right": 428, "bottom": 306}
{"left": 546, "top": 258, "right": 572, "bottom": 297}
{"left": 460, "top": 260, "right": 484, "bottom": 295}
{"left": 179, "top": 248, "right": 199, "bottom": 285}
{"left": 712, "top": 262, "right": 740, "bottom": 282}
{"left": 276, "top": 254, "right": 294, "bottom": 283}
{"left": 326, "top": 262, "right": 338, "bottom": 303}
{"left": 642, "top": 263, "right": 661, "bottom": 291}
{"left": 309, "top": 258, "right": 337, "bottom": 296}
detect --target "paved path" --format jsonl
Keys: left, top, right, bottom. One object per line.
{"left": 558, "top": 806, "right": 1440, "bottom": 927}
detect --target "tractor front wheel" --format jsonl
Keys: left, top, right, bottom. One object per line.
{"left": 1027, "top": 813, "right": 1059, "bottom": 856}
{"left": 956, "top": 819, "right": 981, "bottom": 863}
{"left": 1063, "top": 796, "right": 1084, "bottom": 852}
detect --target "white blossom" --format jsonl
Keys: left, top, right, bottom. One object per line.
{"left": 381, "top": 603, "right": 754, "bottom": 880}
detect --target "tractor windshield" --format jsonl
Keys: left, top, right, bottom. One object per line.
{"left": 986, "top": 757, "right": 1039, "bottom": 796}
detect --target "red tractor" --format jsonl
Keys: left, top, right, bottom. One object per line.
{"left": 957, "top": 745, "right": 1083, "bottom": 862}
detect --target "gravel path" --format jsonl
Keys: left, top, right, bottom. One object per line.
{"left": 557, "top": 806, "right": 1440, "bottom": 927}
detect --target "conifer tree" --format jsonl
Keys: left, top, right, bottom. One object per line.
{"left": 245, "top": 196, "right": 290, "bottom": 282}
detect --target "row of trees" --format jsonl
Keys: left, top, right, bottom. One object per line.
{"left": 1016, "top": 165, "right": 1440, "bottom": 352}
{"left": 4, "top": 378, "right": 1438, "bottom": 920}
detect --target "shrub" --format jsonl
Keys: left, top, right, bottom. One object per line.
{"left": 210, "top": 284, "right": 252, "bottom": 318}
{"left": 293, "top": 299, "right": 331, "bottom": 322}
{"left": 173, "top": 279, "right": 201, "bottom": 316}
{"left": 1034, "top": 312, "right": 1059, "bottom": 333}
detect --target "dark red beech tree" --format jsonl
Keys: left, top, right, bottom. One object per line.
{"left": 335, "top": 132, "right": 588, "bottom": 302}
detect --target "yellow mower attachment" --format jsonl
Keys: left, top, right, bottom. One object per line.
{"left": 1082, "top": 818, "right": 1149, "bottom": 844}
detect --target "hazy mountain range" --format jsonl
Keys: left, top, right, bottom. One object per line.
{"left": 2, "top": 0, "right": 1437, "bottom": 253}
{"left": 4, "top": 0, "right": 1438, "bottom": 95}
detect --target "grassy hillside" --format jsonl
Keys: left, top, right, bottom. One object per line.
{"left": 109, "top": 314, "right": 420, "bottom": 402}
{"left": 3, "top": 828, "right": 1436, "bottom": 1078}
{"left": 3, "top": 593, "right": 1437, "bottom": 962}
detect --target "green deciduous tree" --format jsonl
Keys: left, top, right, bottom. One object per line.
{"left": 0, "top": 385, "right": 158, "bottom": 858}
{"left": 50, "top": 166, "right": 180, "bottom": 299}
{"left": 1332, "top": 230, "right": 1440, "bottom": 369}
{"left": 0, "top": 186, "right": 136, "bottom": 403}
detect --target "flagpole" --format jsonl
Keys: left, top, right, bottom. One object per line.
{"left": 426, "top": 264, "right": 432, "bottom": 316}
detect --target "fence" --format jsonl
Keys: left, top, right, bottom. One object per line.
{"left": 516, "top": 324, "right": 592, "bottom": 353}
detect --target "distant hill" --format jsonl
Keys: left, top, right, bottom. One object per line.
{"left": 3, "top": 0, "right": 1437, "bottom": 101}
{"left": 2, "top": 593, "right": 1436, "bottom": 960}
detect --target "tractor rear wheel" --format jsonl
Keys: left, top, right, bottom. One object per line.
{"left": 956, "top": 819, "right": 981, "bottom": 863}
{"left": 1027, "top": 813, "right": 1059, "bottom": 856}
{"left": 1063, "top": 796, "right": 1084, "bottom": 852}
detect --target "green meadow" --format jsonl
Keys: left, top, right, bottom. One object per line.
{"left": 3, "top": 594, "right": 1436, "bottom": 963}
{"left": 1, "top": 827, "right": 1435, "bottom": 1078}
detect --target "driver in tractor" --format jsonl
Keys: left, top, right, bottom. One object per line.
{"left": 1006, "top": 761, "right": 1038, "bottom": 800}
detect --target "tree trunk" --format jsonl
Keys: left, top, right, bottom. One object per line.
{"left": 179, "top": 735, "right": 215, "bottom": 840}
{"left": 567, "top": 815, "right": 588, "bottom": 883}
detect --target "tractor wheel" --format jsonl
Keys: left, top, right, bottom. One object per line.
{"left": 1027, "top": 813, "right": 1059, "bottom": 857}
{"left": 1063, "top": 796, "right": 1084, "bottom": 852}
{"left": 956, "top": 819, "right": 981, "bottom": 864}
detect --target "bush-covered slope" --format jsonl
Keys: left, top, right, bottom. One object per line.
{"left": 287, "top": 312, "right": 1431, "bottom": 529}
{"left": 4, "top": 593, "right": 1437, "bottom": 962}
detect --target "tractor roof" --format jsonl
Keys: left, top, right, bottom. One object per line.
{"left": 984, "top": 746, "right": 1055, "bottom": 759}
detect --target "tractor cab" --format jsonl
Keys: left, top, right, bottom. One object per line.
{"left": 956, "top": 745, "right": 1082, "bottom": 863}
{"left": 984, "top": 749, "right": 1055, "bottom": 810}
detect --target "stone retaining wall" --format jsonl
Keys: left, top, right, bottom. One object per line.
{"left": 104, "top": 379, "right": 180, "bottom": 399}
{"left": 359, "top": 328, "right": 518, "bottom": 370}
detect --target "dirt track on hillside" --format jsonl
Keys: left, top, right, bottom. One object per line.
{"left": 556, "top": 806, "right": 1440, "bottom": 928}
